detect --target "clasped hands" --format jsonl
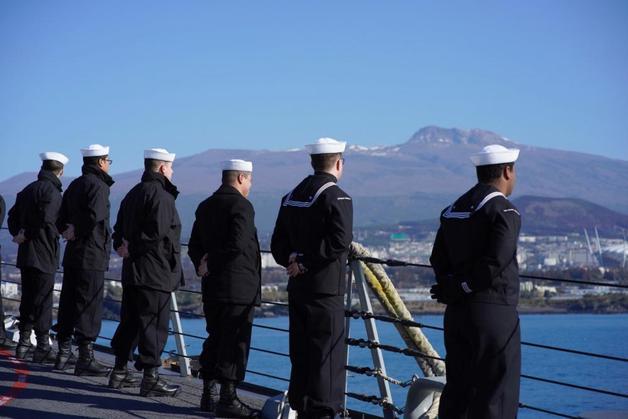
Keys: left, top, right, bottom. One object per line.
{"left": 287, "top": 252, "right": 306, "bottom": 278}
{"left": 430, "top": 274, "right": 470, "bottom": 304}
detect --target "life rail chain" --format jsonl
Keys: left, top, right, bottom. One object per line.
{"left": 1, "top": 255, "right": 627, "bottom": 417}
{"left": 345, "top": 365, "right": 582, "bottom": 419}
{"left": 2, "top": 226, "right": 624, "bottom": 289}
{"left": 0, "top": 292, "right": 600, "bottom": 419}
{"left": 1, "top": 263, "right": 626, "bottom": 365}
{"left": 353, "top": 255, "right": 628, "bottom": 289}
{"left": 346, "top": 309, "right": 628, "bottom": 363}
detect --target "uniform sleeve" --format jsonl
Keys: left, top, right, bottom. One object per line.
{"left": 0, "top": 195, "right": 5, "bottom": 228}
{"left": 7, "top": 193, "right": 22, "bottom": 236}
{"left": 429, "top": 226, "right": 451, "bottom": 281}
{"left": 299, "top": 192, "right": 353, "bottom": 270}
{"left": 271, "top": 198, "right": 291, "bottom": 267}
{"left": 40, "top": 187, "right": 62, "bottom": 236}
{"left": 469, "top": 207, "right": 520, "bottom": 291}
{"left": 187, "top": 205, "right": 204, "bottom": 270}
{"left": 223, "top": 200, "right": 253, "bottom": 259}
{"left": 73, "top": 183, "right": 108, "bottom": 238}
{"left": 140, "top": 192, "right": 172, "bottom": 249}
{"left": 111, "top": 198, "right": 126, "bottom": 250}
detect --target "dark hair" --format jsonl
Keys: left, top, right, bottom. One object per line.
{"left": 144, "top": 158, "right": 167, "bottom": 171}
{"left": 83, "top": 155, "right": 106, "bottom": 166}
{"left": 310, "top": 153, "right": 341, "bottom": 172}
{"left": 476, "top": 162, "right": 514, "bottom": 183}
{"left": 41, "top": 160, "right": 64, "bottom": 174}
{"left": 222, "top": 170, "right": 250, "bottom": 184}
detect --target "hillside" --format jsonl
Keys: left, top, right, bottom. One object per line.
{"left": 1, "top": 126, "right": 627, "bottom": 235}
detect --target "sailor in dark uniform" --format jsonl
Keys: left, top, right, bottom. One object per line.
{"left": 7, "top": 152, "right": 69, "bottom": 363}
{"left": 0, "top": 194, "right": 18, "bottom": 349}
{"left": 54, "top": 144, "right": 115, "bottom": 377}
{"left": 188, "top": 159, "right": 261, "bottom": 417}
{"left": 109, "top": 148, "right": 182, "bottom": 397}
{"left": 429, "top": 144, "right": 522, "bottom": 419}
{"left": 271, "top": 138, "right": 353, "bottom": 418}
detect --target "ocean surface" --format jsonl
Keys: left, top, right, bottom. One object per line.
{"left": 99, "top": 313, "right": 628, "bottom": 418}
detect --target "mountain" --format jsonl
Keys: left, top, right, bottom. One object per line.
{"left": 513, "top": 196, "right": 628, "bottom": 237}
{"left": 393, "top": 195, "right": 628, "bottom": 238}
{"left": 1, "top": 126, "right": 627, "bottom": 236}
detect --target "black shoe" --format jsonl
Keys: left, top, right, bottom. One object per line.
{"left": 200, "top": 379, "right": 218, "bottom": 413}
{"left": 0, "top": 338, "right": 17, "bottom": 350}
{"left": 15, "top": 328, "right": 33, "bottom": 360}
{"left": 32, "top": 334, "right": 57, "bottom": 364}
{"left": 33, "top": 345, "right": 57, "bottom": 363}
{"left": 140, "top": 367, "right": 180, "bottom": 397}
{"left": 15, "top": 343, "right": 33, "bottom": 360}
{"left": 109, "top": 367, "right": 140, "bottom": 389}
{"left": 74, "top": 342, "right": 111, "bottom": 377}
{"left": 216, "top": 381, "right": 259, "bottom": 418}
{"left": 54, "top": 338, "right": 76, "bottom": 370}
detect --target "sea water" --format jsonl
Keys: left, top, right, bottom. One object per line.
{"left": 99, "top": 313, "right": 628, "bottom": 418}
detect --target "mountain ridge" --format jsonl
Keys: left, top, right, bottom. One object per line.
{"left": 1, "top": 126, "right": 626, "bottom": 234}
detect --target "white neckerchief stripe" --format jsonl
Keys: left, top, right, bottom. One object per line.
{"left": 442, "top": 191, "right": 506, "bottom": 219}
{"left": 283, "top": 182, "right": 336, "bottom": 208}
{"left": 475, "top": 191, "right": 505, "bottom": 212}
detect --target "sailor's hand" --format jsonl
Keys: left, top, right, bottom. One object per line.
{"left": 12, "top": 229, "right": 26, "bottom": 244}
{"left": 431, "top": 278, "right": 468, "bottom": 304}
{"left": 198, "top": 253, "right": 209, "bottom": 277}
{"left": 287, "top": 261, "right": 301, "bottom": 277}
{"left": 62, "top": 224, "right": 76, "bottom": 241}
{"left": 430, "top": 283, "right": 444, "bottom": 303}
{"left": 116, "top": 239, "right": 130, "bottom": 258}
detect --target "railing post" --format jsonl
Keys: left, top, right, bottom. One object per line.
{"left": 350, "top": 261, "right": 396, "bottom": 419}
{"left": 344, "top": 264, "right": 354, "bottom": 416}
{"left": 169, "top": 291, "right": 191, "bottom": 377}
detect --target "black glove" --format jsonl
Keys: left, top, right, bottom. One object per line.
{"left": 430, "top": 277, "right": 470, "bottom": 304}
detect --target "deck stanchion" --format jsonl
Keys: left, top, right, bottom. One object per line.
{"left": 351, "top": 261, "right": 396, "bottom": 419}
{"left": 169, "top": 291, "right": 191, "bottom": 377}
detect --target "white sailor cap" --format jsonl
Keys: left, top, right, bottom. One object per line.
{"left": 221, "top": 159, "right": 253, "bottom": 172}
{"left": 81, "top": 144, "right": 110, "bottom": 157}
{"left": 39, "top": 152, "right": 69, "bottom": 165}
{"left": 144, "top": 148, "right": 176, "bottom": 162}
{"left": 470, "top": 144, "right": 520, "bottom": 167}
{"left": 304, "top": 137, "right": 346, "bottom": 155}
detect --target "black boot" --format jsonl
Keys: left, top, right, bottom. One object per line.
{"left": 109, "top": 358, "right": 140, "bottom": 389}
{"left": 74, "top": 341, "right": 111, "bottom": 377}
{"left": 15, "top": 327, "right": 33, "bottom": 360}
{"left": 33, "top": 334, "right": 57, "bottom": 363}
{"left": 0, "top": 336, "right": 17, "bottom": 350}
{"left": 200, "top": 378, "right": 219, "bottom": 413}
{"left": 139, "top": 367, "right": 180, "bottom": 397}
{"left": 216, "top": 380, "right": 259, "bottom": 418}
{"left": 54, "top": 336, "right": 76, "bottom": 370}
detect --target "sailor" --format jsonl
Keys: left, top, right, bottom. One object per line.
{"left": 271, "top": 138, "right": 353, "bottom": 418}
{"left": 53, "top": 144, "right": 115, "bottom": 377}
{"left": 7, "top": 152, "right": 68, "bottom": 362}
{"left": 109, "top": 148, "right": 182, "bottom": 397}
{"left": 429, "top": 144, "right": 522, "bottom": 419}
{"left": 188, "top": 159, "right": 261, "bottom": 417}
{"left": 0, "top": 194, "right": 18, "bottom": 349}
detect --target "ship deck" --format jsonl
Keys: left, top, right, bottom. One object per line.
{"left": 0, "top": 348, "right": 272, "bottom": 419}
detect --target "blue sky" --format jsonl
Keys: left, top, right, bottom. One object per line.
{"left": 1, "top": 1, "right": 627, "bottom": 181}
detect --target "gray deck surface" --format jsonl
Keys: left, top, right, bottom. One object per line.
{"left": 0, "top": 349, "right": 270, "bottom": 419}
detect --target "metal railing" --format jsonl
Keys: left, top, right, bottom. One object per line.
{"left": 1, "top": 227, "right": 627, "bottom": 418}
